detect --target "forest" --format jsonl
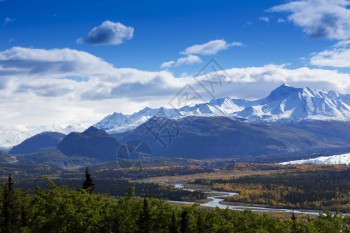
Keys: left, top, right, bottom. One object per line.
{"left": 0, "top": 174, "right": 350, "bottom": 233}
{"left": 191, "top": 166, "right": 350, "bottom": 211}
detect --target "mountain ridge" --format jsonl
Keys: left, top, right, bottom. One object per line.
{"left": 9, "top": 132, "right": 66, "bottom": 155}
{"left": 95, "top": 85, "right": 350, "bottom": 134}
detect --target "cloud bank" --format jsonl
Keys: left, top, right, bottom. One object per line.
{"left": 310, "top": 40, "right": 350, "bottom": 67}
{"left": 77, "top": 21, "right": 134, "bottom": 45}
{"left": 2, "top": 47, "right": 350, "bottom": 133}
{"left": 269, "top": 0, "right": 350, "bottom": 40}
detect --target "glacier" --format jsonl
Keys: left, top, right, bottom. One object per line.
{"left": 279, "top": 153, "right": 350, "bottom": 166}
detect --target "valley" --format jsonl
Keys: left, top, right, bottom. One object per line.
{"left": 0, "top": 85, "right": 350, "bottom": 229}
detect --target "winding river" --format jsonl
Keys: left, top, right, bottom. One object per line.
{"left": 169, "top": 183, "right": 328, "bottom": 216}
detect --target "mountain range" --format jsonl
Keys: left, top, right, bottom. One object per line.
{"left": 0, "top": 122, "right": 89, "bottom": 151}
{"left": 95, "top": 84, "right": 350, "bottom": 134}
{"left": 3, "top": 84, "right": 350, "bottom": 164}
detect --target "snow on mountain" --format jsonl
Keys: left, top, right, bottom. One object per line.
{"left": 0, "top": 123, "right": 89, "bottom": 150}
{"left": 242, "top": 84, "right": 350, "bottom": 121}
{"left": 94, "top": 97, "right": 248, "bottom": 134}
{"left": 279, "top": 153, "right": 350, "bottom": 166}
{"left": 3, "top": 85, "right": 350, "bottom": 149}
{"left": 95, "top": 84, "right": 350, "bottom": 134}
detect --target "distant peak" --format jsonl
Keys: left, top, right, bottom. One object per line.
{"left": 208, "top": 97, "right": 231, "bottom": 106}
{"left": 82, "top": 126, "right": 105, "bottom": 136}
{"left": 267, "top": 84, "right": 303, "bottom": 100}
{"left": 112, "top": 112, "right": 125, "bottom": 117}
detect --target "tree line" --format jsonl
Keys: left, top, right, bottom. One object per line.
{"left": 0, "top": 173, "right": 349, "bottom": 232}
{"left": 192, "top": 168, "right": 350, "bottom": 211}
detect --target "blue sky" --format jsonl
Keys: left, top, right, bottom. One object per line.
{"left": 1, "top": 0, "right": 350, "bottom": 135}
{"left": 0, "top": 0, "right": 334, "bottom": 71}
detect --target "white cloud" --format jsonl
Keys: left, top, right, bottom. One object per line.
{"left": 0, "top": 47, "right": 114, "bottom": 77}
{"left": 310, "top": 40, "right": 350, "bottom": 67}
{"left": 160, "top": 61, "right": 175, "bottom": 68}
{"left": 3, "top": 17, "right": 12, "bottom": 25}
{"left": 182, "top": 39, "right": 243, "bottom": 55}
{"left": 176, "top": 55, "right": 202, "bottom": 66}
{"left": 161, "top": 39, "right": 243, "bottom": 69}
{"left": 2, "top": 47, "right": 350, "bottom": 141}
{"left": 277, "top": 18, "right": 286, "bottom": 23}
{"left": 77, "top": 20, "right": 134, "bottom": 45}
{"left": 259, "top": 16, "right": 270, "bottom": 22}
{"left": 160, "top": 55, "right": 202, "bottom": 68}
{"left": 269, "top": 0, "right": 350, "bottom": 40}
{"left": 0, "top": 47, "right": 190, "bottom": 128}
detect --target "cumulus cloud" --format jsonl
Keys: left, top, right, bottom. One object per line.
{"left": 269, "top": 0, "right": 350, "bottom": 40}
{"left": 0, "top": 47, "right": 188, "bottom": 99}
{"left": 2, "top": 47, "right": 350, "bottom": 137}
{"left": 160, "top": 55, "right": 202, "bottom": 68}
{"left": 160, "top": 61, "right": 175, "bottom": 69}
{"left": 182, "top": 39, "right": 243, "bottom": 55}
{"left": 77, "top": 20, "right": 134, "bottom": 45}
{"left": 259, "top": 16, "right": 270, "bottom": 22}
{"left": 310, "top": 40, "right": 350, "bottom": 67}
{"left": 0, "top": 47, "right": 114, "bottom": 76}
{"left": 161, "top": 39, "right": 243, "bottom": 69}
{"left": 176, "top": 55, "right": 202, "bottom": 66}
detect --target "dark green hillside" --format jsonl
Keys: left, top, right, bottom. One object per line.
{"left": 58, "top": 126, "right": 121, "bottom": 161}
{"left": 124, "top": 117, "right": 350, "bottom": 160}
{"left": 9, "top": 132, "right": 65, "bottom": 154}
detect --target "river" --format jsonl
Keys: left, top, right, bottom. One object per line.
{"left": 169, "top": 183, "right": 326, "bottom": 216}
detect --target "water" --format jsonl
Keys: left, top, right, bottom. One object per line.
{"left": 170, "top": 183, "right": 325, "bottom": 215}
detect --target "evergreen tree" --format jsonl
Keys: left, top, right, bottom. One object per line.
{"left": 169, "top": 211, "right": 178, "bottom": 233}
{"left": 20, "top": 205, "right": 27, "bottom": 228}
{"left": 291, "top": 212, "right": 297, "bottom": 233}
{"left": 127, "top": 184, "right": 135, "bottom": 198}
{"left": 82, "top": 167, "right": 95, "bottom": 193}
{"left": 0, "top": 174, "right": 19, "bottom": 233}
{"left": 112, "top": 215, "right": 120, "bottom": 233}
{"left": 180, "top": 209, "right": 189, "bottom": 233}
{"left": 137, "top": 198, "right": 151, "bottom": 233}
{"left": 196, "top": 212, "right": 204, "bottom": 233}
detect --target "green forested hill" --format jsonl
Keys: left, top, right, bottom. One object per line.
{"left": 0, "top": 177, "right": 349, "bottom": 233}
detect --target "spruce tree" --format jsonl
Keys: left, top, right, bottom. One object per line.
{"left": 291, "top": 212, "right": 297, "bottom": 233}
{"left": 82, "top": 167, "right": 95, "bottom": 193}
{"left": 180, "top": 209, "right": 189, "bottom": 233}
{"left": 169, "top": 211, "right": 178, "bottom": 233}
{"left": 20, "top": 205, "right": 27, "bottom": 228}
{"left": 137, "top": 198, "right": 151, "bottom": 233}
{"left": 112, "top": 215, "right": 120, "bottom": 233}
{"left": 127, "top": 184, "right": 135, "bottom": 198}
{"left": 0, "top": 174, "right": 19, "bottom": 233}
{"left": 196, "top": 212, "right": 204, "bottom": 233}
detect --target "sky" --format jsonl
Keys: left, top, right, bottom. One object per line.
{"left": 2, "top": 0, "right": 350, "bottom": 132}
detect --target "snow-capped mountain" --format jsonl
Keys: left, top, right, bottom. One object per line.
{"left": 279, "top": 153, "right": 350, "bottom": 166}
{"left": 95, "top": 84, "right": 350, "bottom": 134}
